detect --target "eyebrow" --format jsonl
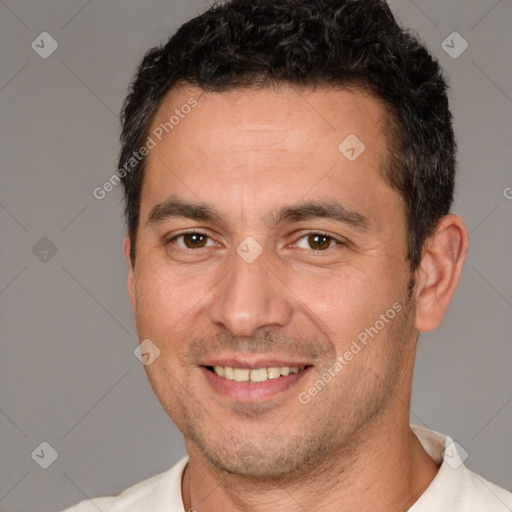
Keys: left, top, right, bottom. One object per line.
{"left": 271, "top": 200, "right": 370, "bottom": 231}
{"left": 147, "top": 198, "right": 370, "bottom": 231}
{"left": 147, "top": 199, "right": 224, "bottom": 226}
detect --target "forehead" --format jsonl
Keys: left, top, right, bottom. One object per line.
{"left": 150, "top": 83, "right": 388, "bottom": 156}
{"left": 141, "top": 84, "right": 396, "bottom": 224}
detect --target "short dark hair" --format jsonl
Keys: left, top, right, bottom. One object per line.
{"left": 119, "top": 0, "right": 455, "bottom": 270}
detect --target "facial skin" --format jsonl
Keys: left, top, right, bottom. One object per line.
{"left": 124, "top": 85, "right": 468, "bottom": 511}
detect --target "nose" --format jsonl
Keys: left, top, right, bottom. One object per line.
{"left": 208, "top": 248, "right": 293, "bottom": 338}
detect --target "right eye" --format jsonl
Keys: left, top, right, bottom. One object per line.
{"left": 169, "top": 231, "right": 216, "bottom": 249}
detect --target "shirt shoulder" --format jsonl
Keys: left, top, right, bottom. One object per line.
{"left": 59, "top": 456, "right": 188, "bottom": 512}
{"left": 410, "top": 425, "right": 512, "bottom": 511}
{"left": 463, "top": 471, "right": 512, "bottom": 511}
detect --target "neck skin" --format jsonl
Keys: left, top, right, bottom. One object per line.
{"left": 181, "top": 357, "right": 439, "bottom": 512}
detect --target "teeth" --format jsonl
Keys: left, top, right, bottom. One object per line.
{"left": 212, "top": 365, "right": 305, "bottom": 382}
{"left": 233, "top": 368, "right": 250, "bottom": 382}
{"left": 250, "top": 368, "right": 268, "bottom": 382}
{"left": 267, "top": 367, "right": 281, "bottom": 379}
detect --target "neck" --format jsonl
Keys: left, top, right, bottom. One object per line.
{"left": 181, "top": 412, "right": 439, "bottom": 512}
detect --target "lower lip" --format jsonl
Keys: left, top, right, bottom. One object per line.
{"left": 200, "top": 366, "right": 312, "bottom": 402}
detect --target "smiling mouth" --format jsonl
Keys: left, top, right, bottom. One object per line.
{"left": 205, "top": 365, "right": 310, "bottom": 382}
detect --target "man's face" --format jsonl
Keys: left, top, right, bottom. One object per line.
{"left": 128, "top": 85, "right": 417, "bottom": 478}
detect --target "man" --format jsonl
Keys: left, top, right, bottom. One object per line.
{"left": 63, "top": 0, "right": 512, "bottom": 510}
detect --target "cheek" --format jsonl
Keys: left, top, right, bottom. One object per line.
{"left": 132, "top": 255, "right": 226, "bottom": 353}
{"left": 132, "top": 261, "right": 195, "bottom": 338}
{"left": 289, "top": 261, "right": 403, "bottom": 346}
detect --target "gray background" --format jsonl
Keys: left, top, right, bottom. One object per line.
{"left": 0, "top": 0, "right": 511, "bottom": 510}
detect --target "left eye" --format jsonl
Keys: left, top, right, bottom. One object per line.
{"left": 171, "top": 232, "right": 216, "bottom": 249}
{"left": 295, "top": 233, "right": 340, "bottom": 251}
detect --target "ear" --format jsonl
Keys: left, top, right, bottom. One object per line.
{"left": 123, "top": 234, "right": 137, "bottom": 313}
{"left": 414, "top": 214, "right": 469, "bottom": 333}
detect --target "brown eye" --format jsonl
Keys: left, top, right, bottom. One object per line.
{"left": 172, "top": 232, "right": 212, "bottom": 249}
{"left": 183, "top": 233, "right": 207, "bottom": 248}
{"left": 307, "top": 234, "right": 332, "bottom": 250}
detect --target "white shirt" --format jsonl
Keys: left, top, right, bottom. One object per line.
{"left": 62, "top": 425, "right": 512, "bottom": 511}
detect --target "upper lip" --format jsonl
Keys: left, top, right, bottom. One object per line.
{"left": 200, "top": 356, "right": 312, "bottom": 369}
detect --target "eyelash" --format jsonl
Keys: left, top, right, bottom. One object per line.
{"left": 167, "top": 229, "right": 214, "bottom": 248}
{"left": 167, "top": 230, "right": 344, "bottom": 252}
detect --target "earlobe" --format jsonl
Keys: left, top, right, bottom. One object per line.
{"left": 123, "top": 235, "right": 137, "bottom": 313}
{"left": 414, "top": 215, "right": 469, "bottom": 333}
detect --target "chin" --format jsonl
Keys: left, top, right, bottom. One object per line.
{"left": 192, "top": 429, "right": 337, "bottom": 482}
